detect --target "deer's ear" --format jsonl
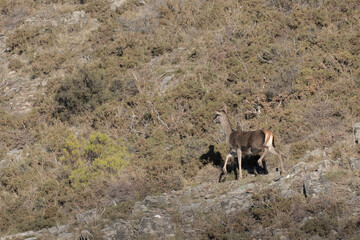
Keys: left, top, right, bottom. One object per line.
{"left": 221, "top": 104, "right": 227, "bottom": 114}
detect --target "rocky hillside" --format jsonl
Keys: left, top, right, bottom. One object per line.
{"left": 2, "top": 150, "right": 360, "bottom": 239}
{"left": 0, "top": 0, "right": 360, "bottom": 238}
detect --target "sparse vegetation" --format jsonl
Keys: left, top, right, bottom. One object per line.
{"left": 194, "top": 189, "right": 359, "bottom": 239}
{"left": 0, "top": 0, "right": 360, "bottom": 237}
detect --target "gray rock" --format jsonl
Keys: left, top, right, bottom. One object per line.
{"left": 250, "top": 223, "right": 263, "bottom": 236}
{"left": 61, "top": 11, "right": 86, "bottom": 25}
{"left": 102, "top": 219, "right": 133, "bottom": 240}
{"left": 139, "top": 214, "right": 176, "bottom": 238}
{"left": 47, "top": 225, "right": 69, "bottom": 235}
{"left": 131, "top": 202, "right": 148, "bottom": 216}
{"left": 7, "top": 148, "right": 23, "bottom": 161}
{"left": 339, "top": 157, "right": 348, "bottom": 169}
{"left": 190, "top": 202, "right": 201, "bottom": 210}
{"left": 220, "top": 192, "right": 252, "bottom": 216}
{"left": 144, "top": 195, "right": 159, "bottom": 207}
{"left": 110, "top": 0, "right": 145, "bottom": 11}
{"left": 160, "top": 74, "right": 175, "bottom": 91}
{"left": 272, "top": 228, "right": 289, "bottom": 239}
{"left": 354, "top": 122, "right": 360, "bottom": 144}
{"left": 303, "top": 171, "right": 331, "bottom": 197}
{"left": 204, "top": 194, "right": 213, "bottom": 199}
{"left": 80, "top": 230, "right": 92, "bottom": 240}
{"left": 309, "top": 235, "right": 323, "bottom": 240}
{"left": 76, "top": 209, "right": 99, "bottom": 224}
{"left": 307, "top": 149, "right": 326, "bottom": 158}
{"left": 348, "top": 158, "right": 359, "bottom": 170}
{"left": 286, "top": 161, "right": 306, "bottom": 178}
{"left": 330, "top": 230, "right": 339, "bottom": 238}
{"left": 57, "top": 232, "right": 74, "bottom": 240}
{"left": 0, "top": 160, "right": 9, "bottom": 171}
{"left": 111, "top": 0, "right": 127, "bottom": 11}
{"left": 316, "top": 159, "right": 336, "bottom": 173}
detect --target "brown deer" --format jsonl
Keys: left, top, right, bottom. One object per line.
{"left": 213, "top": 107, "right": 285, "bottom": 179}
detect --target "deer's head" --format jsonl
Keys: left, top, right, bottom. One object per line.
{"left": 213, "top": 110, "right": 227, "bottom": 124}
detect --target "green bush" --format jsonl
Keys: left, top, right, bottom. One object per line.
{"left": 86, "top": 132, "right": 129, "bottom": 173}
{"left": 61, "top": 132, "right": 130, "bottom": 189}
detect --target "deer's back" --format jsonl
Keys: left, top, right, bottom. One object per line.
{"left": 229, "top": 130, "right": 265, "bottom": 151}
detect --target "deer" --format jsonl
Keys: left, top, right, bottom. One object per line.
{"left": 213, "top": 107, "right": 285, "bottom": 179}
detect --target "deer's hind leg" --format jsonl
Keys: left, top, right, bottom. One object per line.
{"left": 257, "top": 146, "right": 269, "bottom": 168}
{"left": 269, "top": 147, "right": 285, "bottom": 176}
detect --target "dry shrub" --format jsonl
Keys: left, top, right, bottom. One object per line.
{"left": 250, "top": 189, "right": 294, "bottom": 228}
{"left": 144, "top": 160, "right": 183, "bottom": 194}
{"left": 225, "top": 190, "right": 358, "bottom": 239}
{"left": 2, "top": 0, "right": 360, "bottom": 236}
{"left": 289, "top": 141, "right": 314, "bottom": 161}
{"left": 8, "top": 58, "right": 23, "bottom": 71}
{"left": 303, "top": 101, "right": 344, "bottom": 131}
{"left": 54, "top": 67, "right": 112, "bottom": 120}
{"left": 105, "top": 168, "right": 148, "bottom": 203}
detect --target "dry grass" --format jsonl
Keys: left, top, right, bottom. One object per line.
{"left": 0, "top": 0, "right": 360, "bottom": 236}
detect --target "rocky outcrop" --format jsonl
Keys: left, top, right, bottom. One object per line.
{"left": 2, "top": 153, "right": 360, "bottom": 240}
{"left": 0, "top": 225, "right": 72, "bottom": 240}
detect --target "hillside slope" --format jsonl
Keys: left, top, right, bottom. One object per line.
{"left": 2, "top": 154, "right": 360, "bottom": 239}
{"left": 0, "top": 0, "right": 359, "bottom": 238}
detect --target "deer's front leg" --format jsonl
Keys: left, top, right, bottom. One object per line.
{"left": 237, "top": 148, "right": 242, "bottom": 179}
{"left": 223, "top": 153, "right": 233, "bottom": 173}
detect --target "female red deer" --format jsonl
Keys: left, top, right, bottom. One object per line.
{"left": 213, "top": 107, "right": 285, "bottom": 179}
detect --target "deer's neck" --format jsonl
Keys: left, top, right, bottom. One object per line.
{"left": 220, "top": 115, "right": 233, "bottom": 143}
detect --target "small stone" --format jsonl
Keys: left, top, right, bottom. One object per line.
{"left": 348, "top": 158, "right": 359, "bottom": 170}
{"left": 144, "top": 196, "right": 158, "bottom": 207}
{"left": 80, "top": 230, "right": 92, "bottom": 240}
{"left": 47, "top": 225, "right": 68, "bottom": 235}
{"left": 7, "top": 149, "right": 23, "bottom": 161}
{"left": 57, "top": 232, "right": 74, "bottom": 240}
{"left": 111, "top": 0, "right": 127, "bottom": 11}
{"left": 160, "top": 75, "right": 175, "bottom": 91}
{"left": 274, "top": 175, "right": 282, "bottom": 182}
{"left": 354, "top": 122, "right": 360, "bottom": 144}
{"left": 330, "top": 230, "right": 338, "bottom": 237}
{"left": 190, "top": 203, "right": 201, "bottom": 209}
{"left": 0, "top": 160, "right": 9, "bottom": 170}
{"left": 204, "top": 194, "right": 212, "bottom": 199}
{"left": 75, "top": 209, "right": 98, "bottom": 224}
